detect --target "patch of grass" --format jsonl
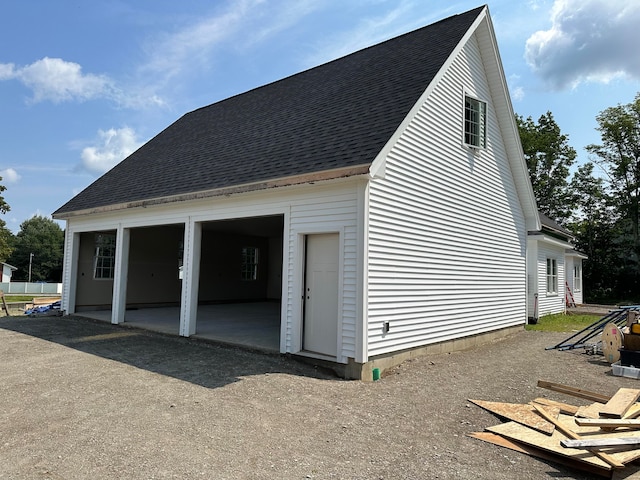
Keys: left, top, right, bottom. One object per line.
{"left": 2, "top": 295, "right": 35, "bottom": 302}
{"left": 525, "top": 312, "right": 602, "bottom": 332}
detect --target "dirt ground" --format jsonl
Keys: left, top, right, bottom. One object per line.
{"left": 1, "top": 315, "right": 638, "bottom": 480}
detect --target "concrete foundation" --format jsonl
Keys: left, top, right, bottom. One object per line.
{"left": 343, "top": 325, "right": 524, "bottom": 381}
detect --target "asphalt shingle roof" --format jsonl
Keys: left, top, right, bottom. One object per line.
{"left": 54, "top": 6, "right": 484, "bottom": 216}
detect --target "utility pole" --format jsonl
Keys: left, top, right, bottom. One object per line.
{"left": 28, "top": 253, "right": 33, "bottom": 283}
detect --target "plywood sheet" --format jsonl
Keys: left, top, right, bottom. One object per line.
{"left": 469, "top": 431, "right": 612, "bottom": 479}
{"left": 486, "top": 421, "right": 612, "bottom": 470}
{"left": 576, "top": 402, "right": 605, "bottom": 419}
{"left": 469, "top": 399, "right": 556, "bottom": 435}
{"left": 487, "top": 414, "right": 640, "bottom": 468}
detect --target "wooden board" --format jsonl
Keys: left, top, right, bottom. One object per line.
{"left": 601, "top": 389, "right": 640, "bottom": 419}
{"left": 575, "top": 418, "right": 640, "bottom": 429}
{"left": 469, "top": 399, "right": 557, "bottom": 435}
{"left": 576, "top": 402, "right": 605, "bottom": 419}
{"left": 624, "top": 403, "right": 640, "bottom": 419}
{"left": 537, "top": 380, "right": 611, "bottom": 404}
{"left": 487, "top": 414, "right": 640, "bottom": 467}
{"left": 603, "top": 323, "right": 624, "bottom": 364}
{"left": 533, "top": 404, "right": 624, "bottom": 468}
{"left": 468, "top": 431, "right": 612, "bottom": 478}
{"left": 0, "top": 290, "right": 9, "bottom": 316}
{"left": 562, "top": 437, "right": 640, "bottom": 448}
{"left": 486, "top": 421, "right": 612, "bottom": 470}
{"left": 531, "top": 397, "right": 579, "bottom": 416}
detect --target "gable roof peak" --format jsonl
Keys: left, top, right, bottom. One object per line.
{"left": 54, "top": 6, "right": 486, "bottom": 218}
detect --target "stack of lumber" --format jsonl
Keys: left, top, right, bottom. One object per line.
{"left": 468, "top": 380, "right": 640, "bottom": 478}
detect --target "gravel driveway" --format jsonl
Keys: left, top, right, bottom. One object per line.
{"left": 0, "top": 315, "right": 637, "bottom": 479}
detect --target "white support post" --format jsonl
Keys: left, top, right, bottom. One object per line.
{"left": 356, "top": 180, "right": 369, "bottom": 364}
{"left": 111, "top": 226, "right": 130, "bottom": 325}
{"left": 180, "top": 219, "right": 201, "bottom": 337}
{"left": 63, "top": 231, "right": 80, "bottom": 315}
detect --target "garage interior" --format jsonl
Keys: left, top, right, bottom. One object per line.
{"left": 74, "top": 215, "right": 285, "bottom": 352}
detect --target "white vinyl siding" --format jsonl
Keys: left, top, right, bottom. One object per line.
{"left": 366, "top": 33, "right": 527, "bottom": 357}
{"left": 536, "top": 243, "right": 566, "bottom": 316}
{"left": 565, "top": 256, "right": 584, "bottom": 305}
{"left": 286, "top": 188, "right": 359, "bottom": 361}
{"left": 61, "top": 182, "right": 360, "bottom": 363}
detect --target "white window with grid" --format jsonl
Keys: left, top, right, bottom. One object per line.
{"left": 464, "top": 95, "right": 486, "bottom": 148}
{"left": 93, "top": 233, "right": 116, "bottom": 280}
{"left": 574, "top": 265, "right": 582, "bottom": 292}
{"left": 546, "top": 258, "right": 558, "bottom": 295}
{"left": 241, "top": 247, "right": 259, "bottom": 281}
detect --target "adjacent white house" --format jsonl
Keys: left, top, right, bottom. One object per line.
{"left": 1, "top": 262, "right": 17, "bottom": 283}
{"left": 53, "top": 6, "right": 540, "bottom": 378}
{"left": 527, "top": 212, "right": 587, "bottom": 319}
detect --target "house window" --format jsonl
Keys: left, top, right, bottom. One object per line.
{"left": 94, "top": 233, "right": 116, "bottom": 279}
{"left": 464, "top": 95, "right": 486, "bottom": 148}
{"left": 241, "top": 247, "right": 259, "bottom": 281}
{"left": 574, "top": 265, "right": 582, "bottom": 291}
{"left": 546, "top": 258, "right": 558, "bottom": 295}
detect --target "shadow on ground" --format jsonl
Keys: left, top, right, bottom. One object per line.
{"left": 0, "top": 315, "right": 338, "bottom": 389}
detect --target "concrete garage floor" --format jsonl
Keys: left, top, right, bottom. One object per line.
{"left": 76, "top": 301, "right": 281, "bottom": 352}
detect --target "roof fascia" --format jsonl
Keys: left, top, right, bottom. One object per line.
{"left": 528, "top": 233, "right": 573, "bottom": 250}
{"left": 475, "top": 8, "right": 540, "bottom": 232}
{"left": 369, "top": 7, "right": 488, "bottom": 180}
{"left": 566, "top": 250, "right": 588, "bottom": 259}
{"left": 53, "top": 164, "right": 370, "bottom": 220}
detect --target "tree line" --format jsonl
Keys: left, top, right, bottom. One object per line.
{"left": 518, "top": 93, "right": 640, "bottom": 304}
{"left": 0, "top": 209, "right": 64, "bottom": 283}
{"left": 1, "top": 93, "right": 639, "bottom": 302}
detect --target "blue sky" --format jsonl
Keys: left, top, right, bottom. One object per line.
{"left": 1, "top": 0, "right": 639, "bottom": 233}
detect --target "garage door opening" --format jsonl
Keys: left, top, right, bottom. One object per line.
{"left": 72, "top": 215, "right": 285, "bottom": 352}
{"left": 192, "top": 215, "right": 284, "bottom": 350}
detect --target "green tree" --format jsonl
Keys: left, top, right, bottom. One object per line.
{"left": 7, "top": 216, "right": 64, "bottom": 282}
{"left": 567, "top": 163, "right": 621, "bottom": 302}
{"left": 0, "top": 174, "right": 13, "bottom": 262}
{"left": 0, "top": 219, "right": 14, "bottom": 262}
{"left": 586, "top": 93, "right": 640, "bottom": 282}
{"left": 516, "top": 112, "right": 577, "bottom": 223}
{"left": 0, "top": 174, "right": 9, "bottom": 215}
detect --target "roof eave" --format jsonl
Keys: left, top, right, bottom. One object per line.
{"left": 53, "top": 164, "right": 371, "bottom": 220}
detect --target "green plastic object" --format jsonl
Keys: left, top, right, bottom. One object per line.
{"left": 372, "top": 368, "right": 380, "bottom": 381}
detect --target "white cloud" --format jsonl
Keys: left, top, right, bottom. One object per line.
{"left": 0, "top": 57, "right": 163, "bottom": 108}
{"left": 0, "top": 63, "right": 15, "bottom": 80}
{"left": 303, "top": 2, "right": 417, "bottom": 68}
{"left": 525, "top": 0, "right": 640, "bottom": 90}
{"left": 141, "top": 0, "right": 266, "bottom": 80}
{"left": 80, "top": 127, "right": 143, "bottom": 175}
{"left": 0, "top": 168, "right": 21, "bottom": 184}
{"left": 2, "top": 57, "right": 115, "bottom": 104}
{"left": 139, "top": 0, "right": 318, "bottom": 84}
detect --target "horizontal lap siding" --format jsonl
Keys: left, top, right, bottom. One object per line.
{"left": 367, "top": 34, "right": 526, "bottom": 357}
{"left": 536, "top": 243, "right": 566, "bottom": 316}
{"left": 287, "top": 188, "right": 359, "bottom": 360}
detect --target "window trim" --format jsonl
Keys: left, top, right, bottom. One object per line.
{"left": 546, "top": 258, "right": 558, "bottom": 295}
{"left": 463, "top": 93, "right": 487, "bottom": 149}
{"left": 573, "top": 265, "right": 582, "bottom": 292}
{"left": 93, "top": 233, "right": 116, "bottom": 280}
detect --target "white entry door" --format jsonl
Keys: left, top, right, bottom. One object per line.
{"left": 303, "top": 233, "right": 339, "bottom": 357}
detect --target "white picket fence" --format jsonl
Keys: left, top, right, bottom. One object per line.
{"left": 0, "top": 282, "right": 62, "bottom": 295}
